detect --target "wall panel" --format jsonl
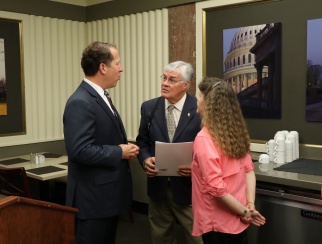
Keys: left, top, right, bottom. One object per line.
{"left": 0, "top": 11, "right": 85, "bottom": 147}
{"left": 86, "top": 9, "right": 169, "bottom": 140}
{"left": 0, "top": 8, "right": 168, "bottom": 146}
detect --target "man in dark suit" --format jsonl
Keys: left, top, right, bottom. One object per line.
{"left": 136, "top": 61, "right": 202, "bottom": 244}
{"left": 63, "top": 41, "right": 139, "bottom": 244}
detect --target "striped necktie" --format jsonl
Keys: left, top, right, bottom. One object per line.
{"left": 104, "top": 91, "right": 118, "bottom": 120}
{"left": 166, "top": 104, "right": 176, "bottom": 142}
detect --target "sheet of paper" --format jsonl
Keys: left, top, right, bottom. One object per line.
{"left": 155, "top": 141, "right": 193, "bottom": 176}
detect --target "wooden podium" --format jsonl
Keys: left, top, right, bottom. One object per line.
{"left": 0, "top": 196, "right": 78, "bottom": 244}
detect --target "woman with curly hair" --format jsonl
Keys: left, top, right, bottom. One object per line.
{"left": 191, "top": 77, "right": 265, "bottom": 244}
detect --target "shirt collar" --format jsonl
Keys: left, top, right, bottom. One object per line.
{"left": 84, "top": 77, "right": 105, "bottom": 96}
{"left": 165, "top": 93, "right": 187, "bottom": 112}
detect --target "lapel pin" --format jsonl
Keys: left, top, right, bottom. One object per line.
{"left": 188, "top": 113, "right": 190, "bottom": 117}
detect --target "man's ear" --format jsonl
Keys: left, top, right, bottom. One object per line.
{"left": 183, "top": 81, "right": 191, "bottom": 90}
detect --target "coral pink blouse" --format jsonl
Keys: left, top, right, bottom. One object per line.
{"left": 191, "top": 127, "right": 254, "bottom": 236}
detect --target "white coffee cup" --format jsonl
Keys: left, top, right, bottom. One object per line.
{"left": 275, "top": 137, "right": 285, "bottom": 146}
{"left": 259, "top": 163, "right": 270, "bottom": 172}
{"left": 258, "top": 154, "right": 269, "bottom": 164}
{"left": 274, "top": 156, "right": 285, "bottom": 164}
{"left": 274, "top": 144, "right": 285, "bottom": 151}
{"left": 273, "top": 151, "right": 285, "bottom": 157}
{"left": 286, "top": 135, "right": 296, "bottom": 159}
{"left": 274, "top": 132, "right": 285, "bottom": 139}
{"left": 266, "top": 139, "right": 275, "bottom": 161}
{"left": 289, "top": 131, "right": 299, "bottom": 159}
{"left": 266, "top": 139, "right": 275, "bottom": 148}
{"left": 285, "top": 139, "right": 293, "bottom": 149}
{"left": 285, "top": 154, "right": 293, "bottom": 163}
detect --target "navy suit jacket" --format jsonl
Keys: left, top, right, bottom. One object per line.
{"left": 63, "top": 81, "right": 132, "bottom": 219}
{"left": 136, "top": 94, "right": 201, "bottom": 206}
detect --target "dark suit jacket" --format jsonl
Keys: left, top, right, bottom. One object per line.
{"left": 136, "top": 94, "right": 201, "bottom": 206}
{"left": 63, "top": 81, "right": 132, "bottom": 219}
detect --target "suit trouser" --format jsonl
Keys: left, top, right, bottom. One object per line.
{"left": 148, "top": 186, "right": 202, "bottom": 244}
{"left": 75, "top": 216, "right": 118, "bottom": 244}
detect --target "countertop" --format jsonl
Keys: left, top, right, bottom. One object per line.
{"left": 252, "top": 153, "right": 322, "bottom": 193}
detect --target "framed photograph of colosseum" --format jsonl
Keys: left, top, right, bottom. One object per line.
{"left": 0, "top": 18, "right": 25, "bottom": 136}
{"left": 223, "top": 23, "right": 282, "bottom": 119}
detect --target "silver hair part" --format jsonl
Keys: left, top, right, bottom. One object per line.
{"left": 164, "top": 61, "right": 194, "bottom": 83}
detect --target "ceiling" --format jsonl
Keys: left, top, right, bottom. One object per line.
{"left": 49, "top": 0, "right": 112, "bottom": 7}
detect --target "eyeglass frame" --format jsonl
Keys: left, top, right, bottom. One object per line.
{"left": 160, "top": 74, "right": 183, "bottom": 85}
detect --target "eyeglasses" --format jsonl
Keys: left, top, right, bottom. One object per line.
{"left": 160, "top": 75, "right": 182, "bottom": 85}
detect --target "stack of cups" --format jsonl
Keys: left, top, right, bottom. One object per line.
{"left": 274, "top": 131, "right": 286, "bottom": 140}
{"left": 266, "top": 139, "right": 275, "bottom": 162}
{"left": 289, "top": 131, "right": 299, "bottom": 159}
{"left": 281, "top": 130, "right": 289, "bottom": 138}
{"left": 274, "top": 135, "right": 285, "bottom": 164}
{"left": 286, "top": 133, "right": 296, "bottom": 161}
{"left": 285, "top": 139, "right": 293, "bottom": 163}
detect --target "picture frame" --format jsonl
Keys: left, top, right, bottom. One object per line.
{"left": 0, "top": 18, "right": 25, "bottom": 136}
{"left": 202, "top": 0, "right": 281, "bottom": 119}
{"left": 222, "top": 22, "right": 282, "bottom": 119}
{"left": 196, "top": 0, "right": 287, "bottom": 142}
{"left": 199, "top": 0, "right": 322, "bottom": 145}
{"left": 306, "top": 18, "right": 322, "bottom": 122}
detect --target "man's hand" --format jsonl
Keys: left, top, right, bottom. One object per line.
{"left": 143, "top": 157, "right": 159, "bottom": 177}
{"left": 178, "top": 164, "right": 191, "bottom": 177}
{"left": 119, "top": 143, "right": 139, "bottom": 160}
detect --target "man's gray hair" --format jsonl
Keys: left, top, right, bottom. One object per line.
{"left": 164, "top": 61, "right": 194, "bottom": 83}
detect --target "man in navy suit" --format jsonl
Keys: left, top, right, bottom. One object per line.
{"left": 63, "top": 41, "right": 139, "bottom": 244}
{"left": 136, "top": 61, "right": 202, "bottom": 244}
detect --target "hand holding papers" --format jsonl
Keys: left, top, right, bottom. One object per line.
{"left": 155, "top": 141, "right": 193, "bottom": 176}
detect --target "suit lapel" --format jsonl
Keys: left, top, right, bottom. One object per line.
{"left": 153, "top": 98, "right": 169, "bottom": 140}
{"left": 173, "top": 94, "right": 197, "bottom": 142}
{"left": 81, "top": 81, "right": 127, "bottom": 143}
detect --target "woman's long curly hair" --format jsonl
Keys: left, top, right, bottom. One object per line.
{"left": 198, "top": 77, "right": 250, "bottom": 158}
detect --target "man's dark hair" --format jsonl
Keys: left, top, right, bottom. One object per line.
{"left": 81, "top": 41, "right": 117, "bottom": 76}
